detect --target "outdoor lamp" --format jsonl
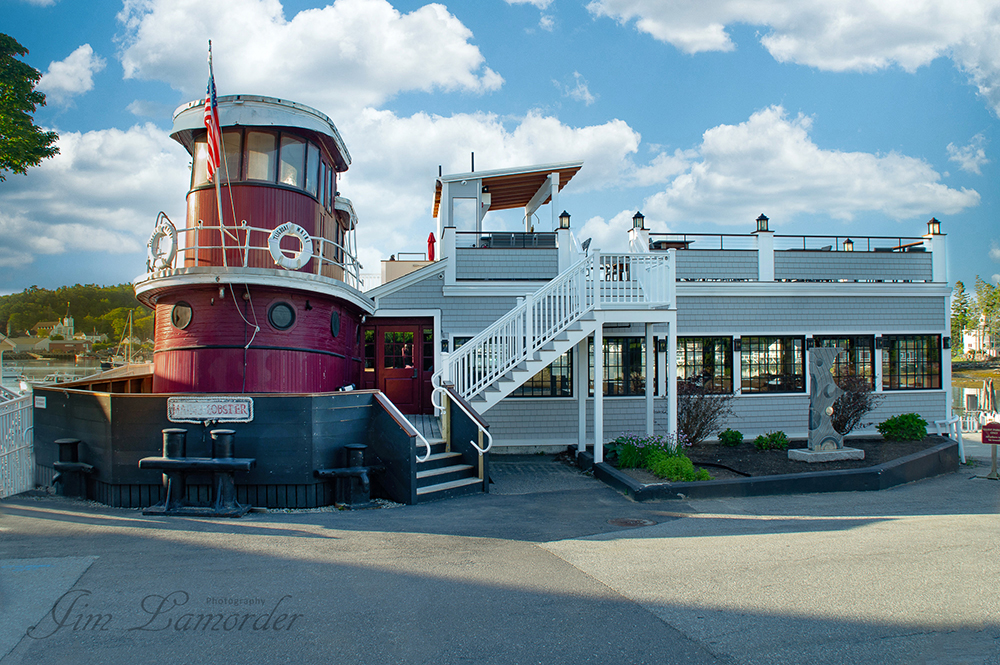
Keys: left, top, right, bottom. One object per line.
{"left": 927, "top": 217, "right": 941, "bottom": 235}
{"left": 632, "top": 211, "right": 645, "bottom": 229}
{"left": 843, "top": 238, "right": 854, "bottom": 252}
{"left": 559, "top": 210, "right": 571, "bottom": 229}
{"left": 441, "top": 338, "right": 449, "bottom": 353}
{"left": 756, "top": 213, "right": 769, "bottom": 232}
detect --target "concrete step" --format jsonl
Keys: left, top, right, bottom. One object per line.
{"left": 417, "top": 464, "right": 476, "bottom": 485}
{"left": 416, "top": 475, "right": 483, "bottom": 500}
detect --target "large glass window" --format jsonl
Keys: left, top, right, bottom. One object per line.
{"left": 741, "top": 336, "right": 805, "bottom": 393}
{"left": 384, "top": 331, "right": 414, "bottom": 369}
{"left": 246, "top": 131, "right": 277, "bottom": 181}
{"left": 814, "top": 336, "right": 875, "bottom": 387}
{"left": 279, "top": 136, "right": 305, "bottom": 188}
{"left": 589, "top": 337, "right": 645, "bottom": 396}
{"left": 882, "top": 334, "right": 941, "bottom": 390}
{"left": 305, "top": 142, "right": 320, "bottom": 197}
{"left": 678, "top": 337, "right": 733, "bottom": 393}
{"left": 511, "top": 351, "right": 573, "bottom": 397}
{"left": 191, "top": 139, "right": 210, "bottom": 187}
{"left": 221, "top": 129, "right": 242, "bottom": 181}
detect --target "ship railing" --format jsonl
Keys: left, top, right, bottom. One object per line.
{"left": 148, "top": 217, "right": 365, "bottom": 290}
{"left": 0, "top": 393, "right": 33, "bottom": 499}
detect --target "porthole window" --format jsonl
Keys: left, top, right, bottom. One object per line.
{"left": 330, "top": 310, "right": 341, "bottom": 338}
{"left": 170, "top": 302, "right": 193, "bottom": 329}
{"left": 268, "top": 302, "right": 296, "bottom": 330}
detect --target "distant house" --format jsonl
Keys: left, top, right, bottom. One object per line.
{"left": 963, "top": 314, "right": 997, "bottom": 359}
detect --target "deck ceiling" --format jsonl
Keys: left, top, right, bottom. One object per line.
{"left": 433, "top": 162, "right": 583, "bottom": 218}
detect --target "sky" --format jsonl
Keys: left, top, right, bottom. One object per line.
{"left": 2, "top": 0, "right": 999, "bottom": 296}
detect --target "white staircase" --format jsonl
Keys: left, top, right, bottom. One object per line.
{"left": 435, "top": 251, "right": 675, "bottom": 412}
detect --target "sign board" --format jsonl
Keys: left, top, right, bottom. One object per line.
{"left": 167, "top": 396, "right": 254, "bottom": 424}
{"left": 982, "top": 422, "right": 1000, "bottom": 445}
{"left": 34, "top": 396, "right": 46, "bottom": 409}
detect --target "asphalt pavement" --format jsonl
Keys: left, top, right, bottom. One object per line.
{"left": 2, "top": 454, "right": 999, "bottom": 665}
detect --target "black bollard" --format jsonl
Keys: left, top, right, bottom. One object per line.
{"left": 210, "top": 429, "right": 241, "bottom": 514}
{"left": 161, "top": 428, "right": 188, "bottom": 509}
{"left": 53, "top": 438, "right": 86, "bottom": 497}
{"left": 211, "top": 429, "right": 236, "bottom": 458}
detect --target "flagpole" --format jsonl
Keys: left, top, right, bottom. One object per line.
{"left": 208, "top": 41, "right": 228, "bottom": 268}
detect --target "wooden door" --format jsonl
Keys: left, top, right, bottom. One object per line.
{"left": 378, "top": 326, "right": 420, "bottom": 412}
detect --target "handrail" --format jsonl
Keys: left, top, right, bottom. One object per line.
{"left": 147, "top": 219, "right": 365, "bottom": 290}
{"left": 647, "top": 232, "right": 927, "bottom": 252}
{"left": 433, "top": 251, "right": 673, "bottom": 403}
{"left": 431, "top": 376, "right": 492, "bottom": 456}
{"left": 374, "top": 392, "right": 432, "bottom": 462}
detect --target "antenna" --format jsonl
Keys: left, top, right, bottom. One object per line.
{"left": 471, "top": 152, "right": 474, "bottom": 172}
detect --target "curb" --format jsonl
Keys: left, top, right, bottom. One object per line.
{"left": 578, "top": 438, "right": 960, "bottom": 501}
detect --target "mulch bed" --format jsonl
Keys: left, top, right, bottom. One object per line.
{"left": 685, "top": 436, "right": 947, "bottom": 480}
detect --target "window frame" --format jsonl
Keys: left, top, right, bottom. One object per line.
{"left": 882, "top": 334, "right": 941, "bottom": 390}
{"left": 740, "top": 336, "right": 805, "bottom": 394}
{"left": 813, "top": 335, "right": 875, "bottom": 388}
{"left": 677, "top": 336, "right": 733, "bottom": 393}
{"left": 510, "top": 350, "right": 573, "bottom": 398}
{"left": 588, "top": 337, "right": 646, "bottom": 397}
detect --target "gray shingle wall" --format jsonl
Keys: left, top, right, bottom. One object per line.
{"left": 677, "top": 296, "right": 946, "bottom": 333}
{"left": 677, "top": 250, "right": 757, "bottom": 280}
{"left": 774, "top": 251, "right": 933, "bottom": 281}
{"left": 488, "top": 399, "right": 579, "bottom": 442}
{"left": 377, "top": 274, "right": 444, "bottom": 310}
{"left": 456, "top": 248, "right": 558, "bottom": 280}
{"left": 377, "top": 273, "right": 520, "bottom": 332}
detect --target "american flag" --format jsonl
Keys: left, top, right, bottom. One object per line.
{"left": 204, "top": 71, "right": 222, "bottom": 181}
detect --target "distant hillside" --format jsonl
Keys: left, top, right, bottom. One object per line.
{"left": 0, "top": 284, "right": 153, "bottom": 341}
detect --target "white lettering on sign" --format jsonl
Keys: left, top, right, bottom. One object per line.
{"left": 167, "top": 397, "right": 254, "bottom": 424}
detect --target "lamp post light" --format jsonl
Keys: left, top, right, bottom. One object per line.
{"left": 559, "top": 210, "right": 571, "bottom": 229}
{"left": 927, "top": 217, "right": 941, "bottom": 235}
{"left": 756, "top": 213, "right": 769, "bottom": 232}
{"left": 632, "top": 211, "right": 645, "bottom": 230}
{"left": 843, "top": 238, "right": 854, "bottom": 252}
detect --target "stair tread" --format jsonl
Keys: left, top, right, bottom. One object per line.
{"left": 416, "top": 476, "right": 483, "bottom": 495}
{"left": 420, "top": 451, "right": 463, "bottom": 463}
{"left": 417, "top": 464, "right": 474, "bottom": 479}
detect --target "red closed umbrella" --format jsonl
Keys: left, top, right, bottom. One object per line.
{"left": 427, "top": 232, "right": 436, "bottom": 261}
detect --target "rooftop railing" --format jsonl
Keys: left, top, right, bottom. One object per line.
{"left": 456, "top": 231, "right": 558, "bottom": 249}
{"left": 648, "top": 232, "right": 928, "bottom": 252}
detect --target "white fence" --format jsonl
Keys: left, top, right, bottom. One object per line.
{"left": 0, "top": 394, "right": 34, "bottom": 499}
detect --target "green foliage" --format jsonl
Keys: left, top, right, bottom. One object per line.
{"left": 753, "top": 431, "right": 790, "bottom": 451}
{"left": 647, "top": 452, "right": 712, "bottom": 482}
{"left": 877, "top": 413, "right": 927, "bottom": 441}
{"left": 677, "top": 381, "right": 735, "bottom": 444}
{"left": 719, "top": 428, "right": 743, "bottom": 447}
{"left": 0, "top": 34, "right": 59, "bottom": 182}
{"left": 952, "top": 281, "right": 971, "bottom": 343}
{"left": 610, "top": 431, "right": 710, "bottom": 482}
{"left": 0, "top": 284, "right": 151, "bottom": 339}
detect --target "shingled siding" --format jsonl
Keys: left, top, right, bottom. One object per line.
{"left": 377, "top": 272, "right": 520, "bottom": 333}
{"left": 488, "top": 398, "right": 580, "bottom": 445}
{"left": 377, "top": 273, "right": 445, "bottom": 310}
{"left": 774, "top": 251, "right": 933, "bottom": 282}
{"left": 456, "top": 248, "right": 559, "bottom": 280}
{"left": 676, "top": 250, "right": 757, "bottom": 281}
{"left": 677, "top": 296, "right": 947, "bottom": 333}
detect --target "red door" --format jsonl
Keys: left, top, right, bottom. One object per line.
{"left": 379, "top": 327, "right": 420, "bottom": 413}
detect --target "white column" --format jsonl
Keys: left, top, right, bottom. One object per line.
{"left": 593, "top": 324, "right": 604, "bottom": 464}
{"left": 875, "top": 338, "right": 884, "bottom": 393}
{"left": 924, "top": 232, "right": 948, "bottom": 283}
{"left": 645, "top": 323, "right": 654, "bottom": 436}
{"left": 667, "top": 320, "right": 678, "bottom": 442}
{"left": 576, "top": 336, "right": 587, "bottom": 453}
{"left": 441, "top": 226, "right": 456, "bottom": 285}
{"left": 755, "top": 231, "right": 774, "bottom": 281}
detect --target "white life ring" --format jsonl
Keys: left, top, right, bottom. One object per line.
{"left": 147, "top": 218, "right": 177, "bottom": 270}
{"left": 268, "top": 222, "right": 313, "bottom": 270}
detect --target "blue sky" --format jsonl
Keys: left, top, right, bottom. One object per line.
{"left": 2, "top": 0, "right": 998, "bottom": 295}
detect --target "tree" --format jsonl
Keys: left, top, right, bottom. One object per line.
{"left": 832, "top": 374, "right": 883, "bottom": 435}
{"left": 952, "top": 280, "right": 971, "bottom": 345}
{"left": 676, "top": 381, "right": 735, "bottom": 445}
{"left": 0, "top": 33, "right": 59, "bottom": 182}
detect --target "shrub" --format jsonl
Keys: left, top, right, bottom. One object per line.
{"left": 832, "top": 374, "right": 884, "bottom": 435}
{"left": 753, "top": 430, "right": 790, "bottom": 451}
{"left": 877, "top": 413, "right": 927, "bottom": 441}
{"left": 719, "top": 428, "right": 743, "bottom": 447}
{"left": 609, "top": 432, "right": 685, "bottom": 468}
{"left": 677, "top": 381, "right": 735, "bottom": 445}
{"left": 648, "top": 451, "right": 712, "bottom": 482}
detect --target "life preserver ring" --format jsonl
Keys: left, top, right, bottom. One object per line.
{"left": 147, "top": 218, "right": 177, "bottom": 270}
{"left": 268, "top": 222, "right": 312, "bottom": 270}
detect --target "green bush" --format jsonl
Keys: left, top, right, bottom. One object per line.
{"left": 877, "top": 413, "right": 927, "bottom": 441}
{"left": 753, "top": 431, "right": 790, "bottom": 451}
{"left": 648, "top": 452, "right": 712, "bottom": 482}
{"left": 609, "top": 432, "right": 684, "bottom": 468}
{"left": 719, "top": 428, "right": 743, "bottom": 447}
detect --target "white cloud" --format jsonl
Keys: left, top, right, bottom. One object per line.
{"left": 539, "top": 15, "right": 555, "bottom": 32}
{"left": 117, "top": 0, "right": 503, "bottom": 117}
{"left": 37, "top": 44, "right": 106, "bottom": 106}
{"left": 990, "top": 243, "right": 1000, "bottom": 260}
{"left": 505, "top": 0, "right": 553, "bottom": 8}
{"left": 554, "top": 72, "right": 597, "bottom": 105}
{"left": 639, "top": 105, "right": 980, "bottom": 225}
{"left": 947, "top": 133, "right": 990, "bottom": 174}
{"left": 20, "top": 0, "right": 57, "bottom": 6}
{"left": 587, "top": 0, "right": 1000, "bottom": 115}
{"left": 0, "top": 124, "right": 190, "bottom": 266}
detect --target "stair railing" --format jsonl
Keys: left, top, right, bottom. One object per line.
{"left": 430, "top": 378, "right": 493, "bottom": 456}
{"left": 434, "top": 251, "right": 673, "bottom": 403}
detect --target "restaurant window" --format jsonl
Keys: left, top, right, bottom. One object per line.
{"left": 589, "top": 337, "right": 645, "bottom": 396}
{"left": 511, "top": 351, "right": 572, "bottom": 397}
{"left": 246, "top": 131, "right": 277, "bottom": 181}
{"left": 882, "top": 334, "right": 941, "bottom": 390}
{"left": 740, "top": 336, "right": 805, "bottom": 393}
{"left": 814, "top": 336, "right": 875, "bottom": 388}
{"left": 678, "top": 337, "right": 732, "bottom": 393}
{"left": 279, "top": 135, "right": 305, "bottom": 188}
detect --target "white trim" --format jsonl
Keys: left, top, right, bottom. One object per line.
{"left": 676, "top": 282, "right": 951, "bottom": 297}
{"left": 443, "top": 282, "right": 549, "bottom": 297}
{"left": 367, "top": 260, "right": 447, "bottom": 301}
{"left": 437, "top": 160, "right": 584, "bottom": 184}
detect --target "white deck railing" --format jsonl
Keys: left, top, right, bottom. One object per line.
{"left": 0, "top": 394, "right": 34, "bottom": 499}
{"left": 438, "top": 251, "right": 674, "bottom": 402}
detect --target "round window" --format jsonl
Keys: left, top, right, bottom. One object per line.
{"left": 170, "top": 302, "right": 193, "bottom": 329}
{"left": 268, "top": 302, "right": 295, "bottom": 330}
{"left": 330, "top": 310, "right": 341, "bottom": 338}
